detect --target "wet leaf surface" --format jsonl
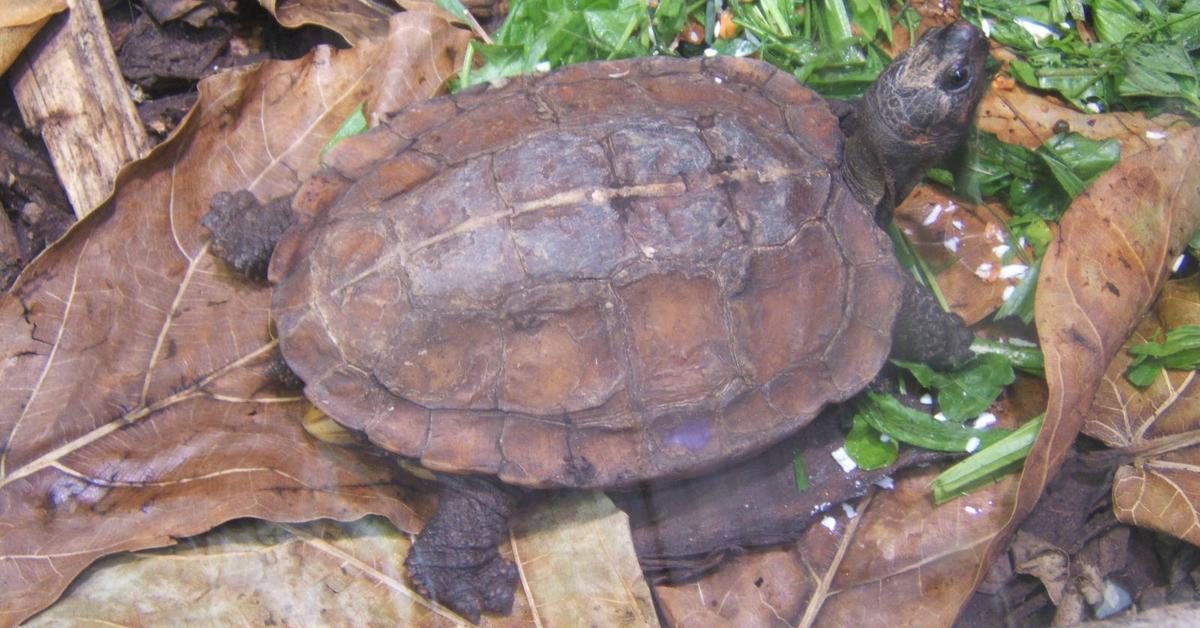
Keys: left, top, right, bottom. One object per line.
{"left": 1087, "top": 277, "right": 1200, "bottom": 545}
{"left": 894, "top": 185, "right": 1021, "bottom": 325}
{"left": 0, "top": 13, "right": 470, "bottom": 625}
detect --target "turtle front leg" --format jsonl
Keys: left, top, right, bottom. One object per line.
{"left": 201, "top": 190, "right": 294, "bottom": 281}
{"left": 890, "top": 274, "right": 974, "bottom": 370}
{"left": 406, "top": 473, "right": 522, "bottom": 623}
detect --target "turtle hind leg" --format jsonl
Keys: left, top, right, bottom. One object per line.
{"left": 890, "top": 274, "right": 974, "bottom": 371}
{"left": 406, "top": 473, "right": 522, "bottom": 623}
{"left": 201, "top": 190, "right": 294, "bottom": 281}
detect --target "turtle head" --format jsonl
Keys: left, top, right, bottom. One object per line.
{"left": 843, "top": 21, "right": 989, "bottom": 223}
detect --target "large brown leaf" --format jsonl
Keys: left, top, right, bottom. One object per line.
{"left": 0, "top": 13, "right": 470, "bottom": 625}
{"left": 962, "top": 128, "right": 1200, "bottom": 612}
{"left": 1086, "top": 277, "right": 1200, "bottom": 545}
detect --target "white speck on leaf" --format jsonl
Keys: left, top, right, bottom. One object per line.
{"left": 973, "top": 413, "right": 997, "bottom": 429}
{"left": 831, "top": 447, "right": 857, "bottom": 473}
{"left": 999, "top": 264, "right": 1028, "bottom": 279}
{"left": 923, "top": 204, "right": 945, "bottom": 226}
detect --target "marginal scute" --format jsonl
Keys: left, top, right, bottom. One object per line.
{"left": 422, "top": 410, "right": 505, "bottom": 474}
{"left": 272, "top": 56, "right": 904, "bottom": 488}
{"left": 495, "top": 419, "right": 571, "bottom": 488}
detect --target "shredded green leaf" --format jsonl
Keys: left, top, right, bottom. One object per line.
{"left": 963, "top": 0, "right": 1200, "bottom": 116}
{"left": 793, "top": 450, "right": 811, "bottom": 492}
{"left": 856, "top": 392, "right": 1011, "bottom": 452}
{"left": 932, "top": 414, "right": 1044, "bottom": 503}
{"left": 320, "top": 103, "right": 369, "bottom": 161}
{"left": 892, "top": 354, "right": 1016, "bottom": 423}
{"left": 844, "top": 413, "right": 900, "bottom": 470}
{"left": 460, "top": 0, "right": 903, "bottom": 97}
{"left": 1124, "top": 324, "right": 1200, "bottom": 386}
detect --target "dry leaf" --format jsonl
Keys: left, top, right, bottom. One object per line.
{"left": 0, "top": 13, "right": 469, "bottom": 625}
{"left": 511, "top": 492, "right": 659, "bottom": 628}
{"left": 894, "top": 185, "right": 1023, "bottom": 325}
{"left": 261, "top": 0, "right": 393, "bottom": 45}
{"left": 0, "top": 0, "right": 66, "bottom": 76}
{"left": 962, "top": 128, "right": 1200, "bottom": 614}
{"left": 976, "top": 85, "right": 1191, "bottom": 154}
{"left": 1086, "top": 276, "right": 1200, "bottom": 545}
{"left": 27, "top": 493, "right": 654, "bottom": 626}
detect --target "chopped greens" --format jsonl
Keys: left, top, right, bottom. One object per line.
{"left": 952, "top": 131, "right": 1120, "bottom": 221}
{"left": 855, "top": 392, "right": 1012, "bottom": 453}
{"left": 793, "top": 450, "right": 811, "bottom": 491}
{"left": 893, "top": 353, "right": 1016, "bottom": 422}
{"left": 932, "top": 414, "right": 1044, "bottom": 503}
{"left": 845, "top": 412, "right": 900, "bottom": 469}
{"left": 1124, "top": 324, "right": 1200, "bottom": 386}
{"left": 459, "top": 0, "right": 905, "bottom": 97}
{"left": 963, "top": 0, "right": 1200, "bottom": 116}
{"left": 970, "top": 336, "right": 1046, "bottom": 376}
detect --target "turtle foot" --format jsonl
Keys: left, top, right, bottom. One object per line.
{"left": 406, "top": 545, "right": 518, "bottom": 622}
{"left": 405, "top": 473, "right": 521, "bottom": 623}
{"left": 201, "top": 190, "right": 294, "bottom": 281}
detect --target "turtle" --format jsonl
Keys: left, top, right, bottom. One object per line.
{"left": 202, "top": 20, "right": 989, "bottom": 622}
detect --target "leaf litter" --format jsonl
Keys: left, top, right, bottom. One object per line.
{"left": 7, "top": 0, "right": 1200, "bottom": 624}
{"left": 0, "top": 11, "right": 471, "bottom": 626}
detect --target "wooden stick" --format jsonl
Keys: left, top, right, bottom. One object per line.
{"left": 11, "top": 0, "right": 150, "bottom": 218}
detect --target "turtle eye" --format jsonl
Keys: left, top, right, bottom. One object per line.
{"left": 940, "top": 64, "right": 972, "bottom": 92}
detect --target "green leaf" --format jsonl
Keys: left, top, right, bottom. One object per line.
{"left": 1124, "top": 324, "right": 1200, "bottom": 387}
{"left": 892, "top": 354, "right": 1016, "bottom": 422}
{"left": 1093, "top": 0, "right": 1144, "bottom": 43}
{"left": 932, "top": 414, "right": 1043, "bottom": 504}
{"left": 857, "top": 393, "right": 1011, "bottom": 453}
{"left": 1119, "top": 43, "right": 1199, "bottom": 101}
{"left": 793, "top": 450, "right": 811, "bottom": 492}
{"left": 994, "top": 256, "right": 1042, "bottom": 324}
{"left": 320, "top": 103, "right": 368, "bottom": 160}
{"left": 844, "top": 413, "right": 899, "bottom": 470}
{"left": 970, "top": 336, "right": 1045, "bottom": 377}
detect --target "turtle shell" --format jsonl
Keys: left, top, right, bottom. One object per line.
{"left": 269, "top": 56, "right": 904, "bottom": 489}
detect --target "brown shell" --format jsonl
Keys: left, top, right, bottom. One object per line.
{"left": 270, "top": 56, "right": 904, "bottom": 489}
